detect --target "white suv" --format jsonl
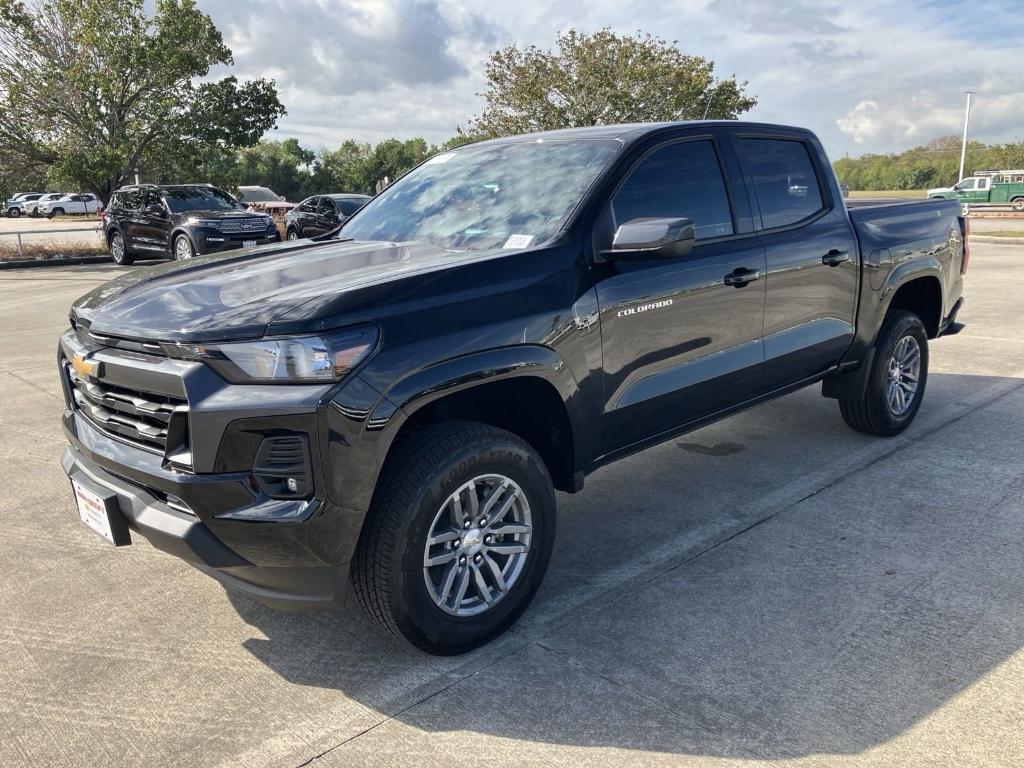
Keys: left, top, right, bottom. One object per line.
{"left": 37, "top": 193, "right": 101, "bottom": 218}
{"left": 23, "top": 192, "right": 70, "bottom": 217}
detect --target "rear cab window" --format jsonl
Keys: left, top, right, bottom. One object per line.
{"left": 741, "top": 138, "right": 825, "bottom": 229}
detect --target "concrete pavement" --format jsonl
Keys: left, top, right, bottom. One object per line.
{"left": 0, "top": 243, "right": 1022, "bottom": 767}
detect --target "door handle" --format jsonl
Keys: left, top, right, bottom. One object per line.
{"left": 723, "top": 267, "right": 760, "bottom": 287}
{"left": 822, "top": 250, "right": 850, "bottom": 267}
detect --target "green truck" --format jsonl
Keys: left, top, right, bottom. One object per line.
{"left": 927, "top": 170, "right": 1024, "bottom": 211}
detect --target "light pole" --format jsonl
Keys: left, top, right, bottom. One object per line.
{"left": 958, "top": 91, "right": 974, "bottom": 183}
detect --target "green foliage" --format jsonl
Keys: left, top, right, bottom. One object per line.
{"left": 0, "top": 0, "right": 285, "bottom": 203}
{"left": 834, "top": 136, "right": 1024, "bottom": 191}
{"left": 465, "top": 29, "right": 757, "bottom": 139}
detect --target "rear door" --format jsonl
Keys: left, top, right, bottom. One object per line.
{"left": 594, "top": 132, "right": 768, "bottom": 453}
{"left": 121, "top": 190, "right": 147, "bottom": 249}
{"left": 737, "top": 133, "right": 858, "bottom": 389}
{"left": 296, "top": 196, "right": 319, "bottom": 235}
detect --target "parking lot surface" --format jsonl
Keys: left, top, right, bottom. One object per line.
{"left": 0, "top": 215, "right": 103, "bottom": 251}
{"left": 1, "top": 242, "right": 1022, "bottom": 767}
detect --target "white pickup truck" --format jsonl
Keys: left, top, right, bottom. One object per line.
{"left": 38, "top": 193, "right": 101, "bottom": 218}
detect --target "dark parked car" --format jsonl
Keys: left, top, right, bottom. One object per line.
{"left": 102, "top": 184, "right": 279, "bottom": 265}
{"left": 60, "top": 122, "right": 966, "bottom": 654}
{"left": 285, "top": 194, "right": 371, "bottom": 239}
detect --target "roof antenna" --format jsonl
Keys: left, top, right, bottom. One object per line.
{"left": 702, "top": 79, "right": 725, "bottom": 120}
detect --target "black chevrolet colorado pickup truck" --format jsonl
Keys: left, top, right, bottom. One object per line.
{"left": 60, "top": 122, "right": 967, "bottom": 654}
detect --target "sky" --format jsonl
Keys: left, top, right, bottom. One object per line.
{"left": 199, "top": 0, "right": 1024, "bottom": 159}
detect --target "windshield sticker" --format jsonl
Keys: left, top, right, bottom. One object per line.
{"left": 503, "top": 234, "right": 534, "bottom": 249}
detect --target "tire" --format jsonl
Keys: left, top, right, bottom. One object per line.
{"left": 8, "top": 207, "right": 20, "bottom": 218}
{"left": 1011, "top": 197, "right": 1024, "bottom": 213}
{"left": 352, "top": 421, "right": 556, "bottom": 654}
{"left": 108, "top": 231, "right": 133, "bottom": 266}
{"left": 286, "top": 228, "right": 300, "bottom": 241}
{"left": 49, "top": 207, "right": 64, "bottom": 218}
{"left": 839, "top": 310, "right": 928, "bottom": 437}
{"left": 173, "top": 234, "right": 195, "bottom": 261}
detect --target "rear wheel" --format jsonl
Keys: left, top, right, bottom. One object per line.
{"left": 839, "top": 310, "right": 928, "bottom": 437}
{"left": 173, "top": 234, "right": 195, "bottom": 261}
{"left": 8, "top": 207, "right": 20, "bottom": 218}
{"left": 108, "top": 232, "right": 134, "bottom": 266}
{"left": 352, "top": 421, "right": 556, "bottom": 654}
{"left": 1011, "top": 197, "right": 1024, "bottom": 213}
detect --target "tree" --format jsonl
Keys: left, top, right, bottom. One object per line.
{"left": 233, "top": 139, "right": 315, "bottom": 201}
{"left": 464, "top": 29, "right": 757, "bottom": 139}
{"left": 0, "top": 0, "right": 285, "bottom": 203}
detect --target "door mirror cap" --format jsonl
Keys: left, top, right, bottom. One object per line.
{"left": 145, "top": 203, "right": 165, "bottom": 216}
{"left": 601, "top": 217, "right": 695, "bottom": 261}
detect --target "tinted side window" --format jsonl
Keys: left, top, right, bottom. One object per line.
{"left": 318, "top": 197, "right": 338, "bottom": 217}
{"left": 741, "top": 139, "right": 825, "bottom": 229}
{"left": 298, "top": 197, "right": 318, "bottom": 213}
{"left": 123, "top": 190, "right": 143, "bottom": 210}
{"left": 612, "top": 140, "right": 733, "bottom": 240}
{"left": 337, "top": 198, "right": 366, "bottom": 216}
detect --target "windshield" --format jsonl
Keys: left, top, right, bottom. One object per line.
{"left": 163, "top": 187, "right": 237, "bottom": 213}
{"left": 341, "top": 139, "right": 620, "bottom": 250}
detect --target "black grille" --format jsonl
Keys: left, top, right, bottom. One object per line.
{"left": 65, "top": 362, "right": 187, "bottom": 454}
{"left": 219, "top": 217, "right": 267, "bottom": 235}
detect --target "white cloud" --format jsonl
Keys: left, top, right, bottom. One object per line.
{"left": 197, "top": 0, "right": 1024, "bottom": 157}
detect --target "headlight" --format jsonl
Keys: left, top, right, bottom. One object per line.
{"left": 187, "top": 217, "right": 222, "bottom": 229}
{"left": 164, "top": 326, "right": 378, "bottom": 384}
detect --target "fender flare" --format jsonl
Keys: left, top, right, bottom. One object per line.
{"left": 824, "top": 260, "right": 944, "bottom": 401}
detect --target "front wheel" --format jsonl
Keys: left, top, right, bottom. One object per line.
{"left": 286, "top": 227, "right": 300, "bottom": 241}
{"left": 1011, "top": 198, "right": 1024, "bottom": 213}
{"left": 48, "top": 207, "right": 64, "bottom": 218}
{"left": 839, "top": 310, "right": 928, "bottom": 437}
{"left": 8, "top": 207, "right": 20, "bottom": 218}
{"left": 351, "top": 421, "right": 556, "bottom": 654}
{"left": 173, "top": 234, "right": 195, "bottom": 261}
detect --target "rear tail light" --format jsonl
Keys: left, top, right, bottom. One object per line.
{"left": 959, "top": 216, "right": 970, "bottom": 273}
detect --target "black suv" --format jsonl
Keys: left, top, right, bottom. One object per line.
{"left": 285, "top": 193, "right": 371, "bottom": 240}
{"left": 103, "top": 184, "right": 279, "bottom": 265}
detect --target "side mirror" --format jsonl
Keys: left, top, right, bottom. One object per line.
{"left": 602, "top": 217, "right": 695, "bottom": 261}
{"left": 145, "top": 203, "right": 165, "bottom": 216}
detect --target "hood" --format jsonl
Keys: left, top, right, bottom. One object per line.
{"left": 170, "top": 208, "right": 273, "bottom": 222}
{"left": 71, "top": 239, "right": 508, "bottom": 342}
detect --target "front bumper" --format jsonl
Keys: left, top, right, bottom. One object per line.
{"left": 195, "top": 228, "right": 280, "bottom": 254}
{"left": 58, "top": 328, "right": 371, "bottom": 611}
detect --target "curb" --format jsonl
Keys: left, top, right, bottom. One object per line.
{"left": 971, "top": 235, "right": 1024, "bottom": 245}
{"left": 0, "top": 255, "right": 112, "bottom": 270}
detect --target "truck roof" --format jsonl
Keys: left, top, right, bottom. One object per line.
{"left": 470, "top": 121, "right": 815, "bottom": 147}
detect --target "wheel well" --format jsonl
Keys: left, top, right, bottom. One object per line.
{"left": 395, "top": 377, "right": 577, "bottom": 492}
{"left": 888, "top": 276, "right": 942, "bottom": 338}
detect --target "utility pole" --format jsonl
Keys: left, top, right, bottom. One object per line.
{"left": 958, "top": 91, "right": 974, "bottom": 183}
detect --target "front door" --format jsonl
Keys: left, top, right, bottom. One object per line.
{"left": 738, "top": 136, "right": 859, "bottom": 389}
{"left": 594, "top": 136, "right": 767, "bottom": 453}
{"left": 315, "top": 197, "right": 341, "bottom": 235}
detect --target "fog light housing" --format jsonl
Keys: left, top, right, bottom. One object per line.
{"left": 251, "top": 434, "right": 312, "bottom": 499}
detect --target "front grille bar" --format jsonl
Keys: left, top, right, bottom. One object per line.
{"left": 65, "top": 362, "right": 188, "bottom": 457}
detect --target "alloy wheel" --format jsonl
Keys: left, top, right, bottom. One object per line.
{"left": 886, "top": 335, "right": 921, "bottom": 416}
{"left": 422, "top": 474, "right": 532, "bottom": 617}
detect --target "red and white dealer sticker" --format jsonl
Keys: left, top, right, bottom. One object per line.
{"left": 72, "top": 480, "right": 115, "bottom": 544}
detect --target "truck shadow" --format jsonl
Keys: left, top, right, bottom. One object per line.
{"left": 227, "top": 371, "right": 1024, "bottom": 760}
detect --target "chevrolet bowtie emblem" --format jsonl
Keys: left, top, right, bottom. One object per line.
{"left": 71, "top": 353, "right": 101, "bottom": 379}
